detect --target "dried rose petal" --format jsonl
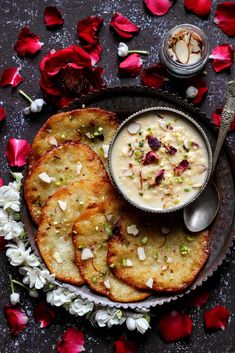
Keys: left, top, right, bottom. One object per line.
{"left": 144, "top": 0, "right": 174, "bottom": 16}
{"left": 204, "top": 305, "right": 231, "bottom": 331}
{"left": 110, "top": 12, "right": 140, "bottom": 39}
{"left": 214, "top": 2, "right": 235, "bottom": 37}
{"left": 77, "top": 16, "right": 103, "bottom": 44}
{"left": 147, "top": 135, "right": 161, "bottom": 150}
{"left": 56, "top": 327, "right": 85, "bottom": 353}
{"left": 115, "top": 336, "right": 137, "bottom": 353}
{"left": 83, "top": 43, "right": 102, "bottom": 65}
{"left": 191, "top": 79, "right": 208, "bottom": 105}
{"left": 0, "top": 178, "right": 3, "bottom": 187}
{"left": 4, "top": 305, "right": 28, "bottom": 335}
{"left": 14, "top": 27, "right": 44, "bottom": 57}
{"left": 0, "top": 236, "right": 6, "bottom": 250}
{"left": 44, "top": 6, "right": 64, "bottom": 29}
{"left": 0, "top": 67, "right": 24, "bottom": 88}
{"left": 0, "top": 107, "right": 6, "bottom": 122}
{"left": 158, "top": 311, "right": 193, "bottom": 342}
{"left": 34, "top": 302, "right": 57, "bottom": 328}
{"left": 165, "top": 144, "right": 177, "bottom": 155}
{"left": 184, "top": 0, "right": 212, "bottom": 17}
{"left": 6, "top": 138, "right": 31, "bottom": 167}
{"left": 119, "top": 54, "right": 142, "bottom": 77}
{"left": 211, "top": 107, "right": 235, "bottom": 131}
{"left": 143, "top": 151, "right": 159, "bottom": 165}
{"left": 188, "top": 289, "right": 209, "bottom": 308}
{"left": 155, "top": 169, "right": 165, "bottom": 185}
{"left": 210, "top": 44, "right": 234, "bottom": 72}
{"left": 174, "top": 160, "right": 189, "bottom": 175}
{"left": 141, "top": 63, "right": 168, "bottom": 89}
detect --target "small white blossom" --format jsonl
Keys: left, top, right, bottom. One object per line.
{"left": 118, "top": 42, "right": 129, "bottom": 57}
{"left": 95, "top": 309, "right": 125, "bottom": 328}
{"left": 46, "top": 287, "right": 75, "bottom": 306}
{"left": 29, "top": 289, "right": 39, "bottom": 298}
{"left": 69, "top": 299, "right": 94, "bottom": 316}
{"left": 126, "top": 313, "right": 150, "bottom": 333}
{"left": 24, "top": 99, "right": 45, "bottom": 115}
{"left": 126, "top": 317, "right": 136, "bottom": 331}
{"left": 136, "top": 318, "right": 150, "bottom": 334}
{"left": 10, "top": 292, "right": 20, "bottom": 305}
{"left": 22, "top": 267, "right": 55, "bottom": 289}
{"left": 0, "top": 209, "right": 9, "bottom": 222}
{"left": 6, "top": 242, "right": 40, "bottom": 266}
{"left": 0, "top": 182, "right": 20, "bottom": 212}
{"left": 0, "top": 221, "right": 24, "bottom": 240}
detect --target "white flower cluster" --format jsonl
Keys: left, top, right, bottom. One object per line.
{"left": 6, "top": 241, "right": 40, "bottom": 267}
{"left": 20, "top": 266, "right": 55, "bottom": 289}
{"left": 0, "top": 181, "right": 20, "bottom": 212}
{"left": 69, "top": 298, "right": 94, "bottom": 316}
{"left": 47, "top": 287, "right": 76, "bottom": 306}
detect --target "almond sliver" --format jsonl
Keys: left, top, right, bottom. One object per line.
{"left": 175, "top": 40, "right": 189, "bottom": 64}
{"left": 188, "top": 53, "right": 201, "bottom": 65}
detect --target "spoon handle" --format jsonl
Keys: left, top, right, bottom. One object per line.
{"left": 212, "top": 80, "right": 235, "bottom": 174}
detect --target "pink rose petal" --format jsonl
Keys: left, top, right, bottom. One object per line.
{"left": 144, "top": 0, "right": 174, "bottom": 16}
{"left": 184, "top": 0, "right": 212, "bottom": 17}
{"left": 110, "top": 12, "right": 140, "bottom": 39}
{"left": 119, "top": 53, "right": 143, "bottom": 77}
{"left": 0, "top": 107, "right": 7, "bottom": 122}
{"left": 214, "top": 2, "right": 235, "bottom": 37}
{"left": 34, "top": 302, "right": 57, "bottom": 328}
{"left": 14, "top": 27, "right": 44, "bottom": 57}
{"left": 158, "top": 311, "right": 193, "bottom": 342}
{"left": 6, "top": 138, "right": 31, "bottom": 167}
{"left": 210, "top": 44, "right": 234, "bottom": 72}
{"left": 0, "top": 67, "right": 24, "bottom": 88}
{"left": 4, "top": 306, "right": 28, "bottom": 335}
{"left": 44, "top": 6, "right": 64, "bottom": 29}
{"left": 204, "top": 305, "right": 231, "bottom": 331}
{"left": 56, "top": 327, "right": 85, "bottom": 353}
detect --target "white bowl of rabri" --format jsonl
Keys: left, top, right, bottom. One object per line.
{"left": 108, "top": 107, "right": 212, "bottom": 213}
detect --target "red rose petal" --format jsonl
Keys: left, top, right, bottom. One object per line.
{"left": 56, "top": 327, "right": 85, "bottom": 353}
{"left": 211, "top": 107, "right": 235, "bottom": 131}
{"left": 0, "top": 178, "right": 3, "bottom": 187}
{"left": 188, "top": 289, "right": 209, "bottom": 308}
{"left": 158, "top": 311, "right": 193, "bottom": 342}
{"left": 4, "top": 305, "right": 28, "bottom": 335}
{"left": 210, "top": 44, "right": 234, "bottom": 72}
{"left": 174, "top": 160, "right": 189, "bottom": 175}
{"left": 119, "top": 53, "right": 142, "bottom": 77}
{"left": 77, "top": 16, "right": 103, "bottom": 44}
{"left": 44, "top": 6, "right": 64, "bottom": 29}
{"left": 0, "top": 236, "right": 7, "bottom": 250}
{"left": 141, "top": 63, "right": 168, "bottom": 89}
{"left": 184, "top": 0, "right": 211, "bottom": 17}
{"left": 144, "top": 0, "right": 174, "bottom": 16}
{"left": 6, "top": 138, "right": 31, "bottom": 167}
{"left": 34, "top": 302, "right": 57, "bottom": 328}
{"left": 0, "top": 67, "right": 24, "bottom": 88}
{"left": 110, "top": 12, "right": 140, "bottom": 39}
{"left": 214, "top": 2, "right": 235, "bottom": 37}
{"left": 191, "top": 79, "right": 208, "bottom": 105}
{"left": 114, "top": 336, "right": 138, "bottom": 353}
{"left": 204, "top": 305, "right": 231, "bottom": 331}
{"left": 0, "top": 107, "right": 6, "bottom": 122}
{"left": 83, "top": 43, "right": 102, "bottom": 65}
{"left": 14, "top": 27, "right": 44, "bottom": 57}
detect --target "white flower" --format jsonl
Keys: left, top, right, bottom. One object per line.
{"left": 10, "top": 292, "right": 20, "bottom": 305}
{"left": 69, "top": 299, "right": 94, "bottom": 316}
{"left": 126, "top": 317, "right": 136, "bottom": 331}
{"left": 95, "top": 308, "right": 125, "bottom": 328}
{"left": 136, "top": 318, "right": 150, "bottom": 334}
{"left": 24, "top": 98, "right": 45, "bottom": 115}
{"left": 118, "top": 42, "right": 129, "bottom": 57}
{"left": 22, "top": 267, "right": 55, "bottom": 289}
{"left": 6, "top": 242, "right": 40, "bottom": 266}
{"left": 125, "top": 313, "right": 151, "bottom": 333}
{"left": 0, "top": 182, "right": 20, "bottom": 212}
{"left": 0, "top": 208, "right": 9, "bottom": 222}
{"left": 29, "top": 289, "right": 39, "bottom": 298}
{"left": 10, "top": 172, "right": 23, "bottom": 184}
{"left": 46, "top": 287, "right": 75, "bottom": 307}
{"left": 0, "top": 220, "right": 24, "bottom": 240}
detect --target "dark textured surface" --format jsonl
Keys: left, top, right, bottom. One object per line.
{"left": 0, "top": 1, "right": 234, "bottom": 352}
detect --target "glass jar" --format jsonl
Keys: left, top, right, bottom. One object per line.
{"left": 160, "top": 24, "right": 209, "bottom": 78}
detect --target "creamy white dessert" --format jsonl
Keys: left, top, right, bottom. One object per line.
{"left": 110, "top": 111, "right": 209, "bottom": 211}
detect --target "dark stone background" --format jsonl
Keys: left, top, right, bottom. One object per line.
{"left": 0, "top": 0, "right": 234, "bottom": 352}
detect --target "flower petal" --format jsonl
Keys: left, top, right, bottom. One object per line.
{"left": 187, "top": 289, "right": 209, "bottom": 308}
{"left": 110, "top": 12, "right": 140, "bottom": 39}
{"left": 204, "top": 305, "right": 231, "bottom": 331}
{"left": 56, "top": 327, "right": 85, "bottom": 353}
{"left": 14, "top": 27, "right": 44, "bottom": 57}
{"left": 158, "top": 311, "right": 193, "bottom": 342}
{"left": 34, "top": 301, "right": 57, "bottom": 328}
{"left": 144, "top": 0, "right": 174, "bottom": 16}
{"left": 0, "top": 107, "right": 6, "bottom": 122}
{"left": 6, "top": 138, "right": 31, "bottom": 167}
{"left": 210, "top": 44, "right": 234, "bottom": 72}
{"left": 4, "top": 305, "right": 28, "bottom": 335}
{"left": 0, "top": 67, "right": 24, "bottom": 88}
{"left": 114, "top": 336, "right": 138, "bottom": 353}
{"left": 141, "top": 63, "right": 168, "bottom": 89}
{"left": 83, "top": 43, "right": 102, "bottom": 65}
{"left": 191, "top": 79, "right": 208, "bottom": 105}
{"left": 44, "top": 6, "right": 64, "bottom": 29}
{"left": 77, "top": 16, "right": 103, "bottom": 44}
{"left": 214, "top": 2, "right": 235, "bottom": 37}
{"left": 119, "top": 53, "right": 142, "bottom": 77}
{"left": 0, "top": 178, "right": 3, "bottom": 187}
{"left": 184, "top": 0, "right": 211, "bottom": 17}
{"left": 211, "top": 107, "right": 235, "bottom": 131}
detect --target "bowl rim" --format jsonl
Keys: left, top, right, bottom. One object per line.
{"left": 108, "top": 106, "right": 213, "bottom": 214}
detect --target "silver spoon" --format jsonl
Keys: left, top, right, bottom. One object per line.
{"left": 184, "top": 80, "right": 235, "bottom": 232}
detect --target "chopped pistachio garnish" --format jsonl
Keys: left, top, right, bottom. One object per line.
{"left": 179, "top": 244, "right": 189, "bottom": 256}
{"left": 104, "top": 223, "right": 113, "bottom": 237}
{"left": 120, "top": 258, "right": 127, "bottom": 267}
{"left": 184, "top": 187, "right": 191, "bottom": 192}
{"left": 187, "top": 236, "right": 194, "bottom": 241}
{"left": 141, "top": 236, "right": 148, "bottom": 245}
{"left": 92, "top": 275, "right": 97, "bottom": 283}
{"left": 154, "top": 251, "right": 158, "bottom": 260}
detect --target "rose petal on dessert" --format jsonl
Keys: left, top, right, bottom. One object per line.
{"left": 147, "top": 135, "right": 161, "bottom": 150}
{"left": 165, "top": 144, "right": 177, "bottom": 155}
{"left": 34, "top": 302, "right": 57, "bottom": 328}
{"left": 214, "top": 2, "right": 235, "bottom": 37}
{"left": 0, "top": 107, "right": 6, "bottom": 122}
{"left": 155, "top": 169, "right": 165, "bottom": 185}
{"left": 110, "top": 12, "right": 140, "bottom": 39}
{"left": 188, "top": 289, "right": 209, "bottom": 308}
{"left": 6, "top": 138, "right": 31, "bottom": 167}
{"left": 184, "top": 0, "right": 212, "bottom": 17}
{"left": 83, "top": 43, "right": 102, "bottom": 65}
{"left": 158, "top": 311, "right": 193, "bottom": 342}
{"left": 0, "top": 236, "right": 6, "bottom": 250}
{"left": 14, "top": 27, "right": 44, "bottom": 57}
{"left": 211, "top": 107, "right": 235, "bottom": 131}
{"left": 114, "top": 336, "right": 138, "bottom": 353}
{"left": 141, "top": 63, "right": 168, "bottom": 89}
{"left": 0, "top": 67, "right": 24, "bottom": 88}
{"left": 191, "top": 79, "right": 208, "bottom": 105}
{"left": 203, "top": 305, "right": 231, "bottom": 331}
{"left": 119, "top": 53, "right": 142, "bottom": 77}
{"left": 4, "top": 305, "right": 28, "bottom": 335}
{"left": 44, "top": 6, "right": 64, "bottom": 29}
{"left": 127, "top": 122, "right": 141, "bottom": 134}
{"left": 143, "top": 151, "right": 159, "bottom": 165}
{"left": 175, "top": 40, "right": 190, "bottom": 64}
{"left": 77, "top": 16, "right": 103, "bottom": 44}
{"left": 209, "top": 44, "right": 234, "bottom": 72}
{"left": 174, "top": 160, "right": 189, "bottom": 175}
{"left": 144, "top": 0, "right": 174, "bottom": 16}
{"left": 56, "top": 327, "right": 85, "bottom": 353}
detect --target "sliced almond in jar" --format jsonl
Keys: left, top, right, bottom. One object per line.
{"left": 175, "top": 40, "right": 189, "bottom": 64}
{"left": 168, "top": 48, "right": 177, "bottom": 61}
{"left": 183, "top": 32, "right": 191, "bottom": 45}
{"left": 188, "top": 53, "right": 201, "bottom": 65}
{"left": 190, "top": 37, "right": 201, "bottom": 53}
{"left": 127, "top": 122, "right": 141, "bottom": 135}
